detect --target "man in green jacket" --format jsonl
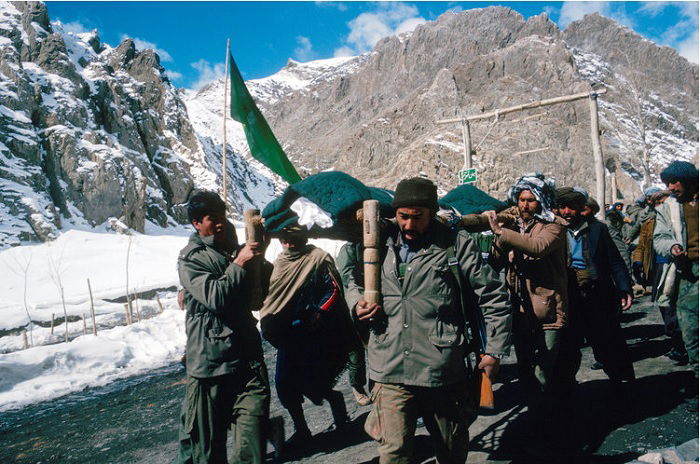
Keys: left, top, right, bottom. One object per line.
{"left": 175, "top": 190, "right": 270, "bottom": 464}
{"left": 347, "top": 177, "right": 512, "bottom": 464}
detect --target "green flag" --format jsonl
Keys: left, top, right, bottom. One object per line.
{"left": 229, "top": 53, "right": 301, "bottom": 184}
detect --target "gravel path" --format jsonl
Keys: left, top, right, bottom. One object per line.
{"left": 1, "top": 296, "right": 697, "bottom": 464}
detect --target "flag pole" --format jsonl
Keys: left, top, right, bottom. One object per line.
{"left": 222, "top": 38, "right": 230, "bottom": 206}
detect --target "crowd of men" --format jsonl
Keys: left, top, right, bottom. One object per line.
{"left": 172, "top": 159, "right": 698, "bottom": 464}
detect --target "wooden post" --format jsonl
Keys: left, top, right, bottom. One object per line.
{"left": 60, "top": 286, "right": 68, "bottom": 343}
{"left": 22, "top": 329, "right": 28, "bottom": 349}
{"left": 611, "top": 171, "right": 618, "bottom": 202}
{"left": 82, "top": 313, "right": 87, "bottom": 335}
{"left": 50, "top": 313, "right": 55, "bottom": 335}
{"left": 126, "top": 238, "right": 133, "bottom": 322}
{"left": 124, "top": 304, "right": 132, "bottom": 325}
{"left": 156, "top": 295, "right": 164, "bottom": 313}
{"left": 87, "top": 278, "right": 97, "bottom": 335}
{"left": 135, "top": 295, "right": 142, "bottom": 323}
{"left": 362, "top": 200, "right": 381, "bottom": 305}
{"left": 459, "top": 110, "right": 473, "bottom": 170}
{"left": 437, "top": 89, "right": 609, "bottom": 195}
{"left": 222, "top": 39, "right": 230, "bottom": 203}
{"left": 244, "top": 209, "right": 264, "bottom": 311}
{"left": 589, "top": 92, "right": 606, "bottom": 215}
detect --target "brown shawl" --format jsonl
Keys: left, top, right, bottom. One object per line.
{"left": 260, "top": 245, "right": 336, "bottom": 318}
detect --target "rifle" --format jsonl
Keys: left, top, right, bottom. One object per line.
{"left": 445, "top": 246, "right": 495, "bottom": 409}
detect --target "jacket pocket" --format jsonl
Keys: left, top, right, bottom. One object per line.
{"left": 205, "top": 325, "right": 235, "bottom": 362}
{"left": 530, "top": 287, "right": 557, "bottom": 323}
{"left": 428, "top": 309, "right": 464, "bottom": 347}
{"left": 207, "top": 326, "right": 234, "bottom": 339}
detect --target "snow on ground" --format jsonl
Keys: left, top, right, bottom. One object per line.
{"left": 0, "top": 227, "right": 344, "bottom": 411}
{"left": 0, "top": 307, "right": 186, "bottom": 412}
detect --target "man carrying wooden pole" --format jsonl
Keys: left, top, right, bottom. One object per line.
{"left": 174, "top": 191, "right": 271, "bottom": 464}
{"left": 350, "top": 177, "right": 512, "bottom": 464}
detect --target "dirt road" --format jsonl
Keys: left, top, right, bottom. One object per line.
{"left": 1, "top": 297, "right": 697, "bottom": 464}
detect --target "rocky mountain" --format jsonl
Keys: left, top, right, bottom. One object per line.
{"left": 0, "top": 1, "right": 276, "bottom": 248}
{"left": 256, "top": 7, "right": 697, "bottom": 199}
{"left": 1, "top": 3, "right": 697, "bottom": 248}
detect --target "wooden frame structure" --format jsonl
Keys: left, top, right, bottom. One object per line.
{"left": 436, "top": 89, "right": 608, "bottom": 209}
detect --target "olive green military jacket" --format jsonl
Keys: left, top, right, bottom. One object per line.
{"left": 178, "top": 232, "right": 264, "bottom": 378}
{"left": 340, "top": 221, "right": 512, "bottom": 387}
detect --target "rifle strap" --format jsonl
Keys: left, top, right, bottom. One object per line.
{"left": 445, "top": 245, "right": 481, "bottom": 358}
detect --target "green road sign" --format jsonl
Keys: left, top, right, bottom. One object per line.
{"left": 459, "top": 168, "right": 477, "bottom": 184}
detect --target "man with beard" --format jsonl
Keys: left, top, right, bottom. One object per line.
{"left": 483, "top": 173, "right": 568, "bottom": 406}
{"left": 654, "top": 161, "right": 699, "bottom": 375}
{"left": 555, "top": 187, "right": 635, "bottom": 394}
{"left": 348, "top": 177, "right": 512, "bottom": 464}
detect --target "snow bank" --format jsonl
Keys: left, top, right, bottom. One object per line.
{"left": 0, "top": 308, "right": 185, "bottom": 411}
{"left": 0, "top": 228, "right": 345, "bottom": 411}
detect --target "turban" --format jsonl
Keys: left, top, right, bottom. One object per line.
{"left": 586, "top": 197, "right": 600, "bottom": 215}
{"left": 660, "top": 161, "right": 699, "bottom": 187}
{"left": 556, "top": 187, "right": 587, "bottom": 210}
{"left": 507, "top": 172, "right": 556, "bottom": 222}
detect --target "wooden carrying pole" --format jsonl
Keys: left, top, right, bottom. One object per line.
{"left": 244, "top": 209, "right": 264, "bottom": 312}
{"left": 362, "top": 200, "right": 381, "bottom": 305}
{"left": 221, "top": 39, "right": 230, "bottom": 204}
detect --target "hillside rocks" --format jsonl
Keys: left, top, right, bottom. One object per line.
{"left": 0, "top": 1, "right": 275, "bottom": 248}
{"left": 259, "top": 7, "right": 697, "bottom": 199}
{"left": 0, "top": 3, "right": 697, "bottom": 248}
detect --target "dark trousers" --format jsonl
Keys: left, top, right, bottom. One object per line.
{"left": 653, "top": 262, "right": 687, "bottom": 353}
{"left": 175, "top": 361, "right": 270, "bottom": 464}
{"left": 555, "top": 278, "right": 635, "bottom": 394}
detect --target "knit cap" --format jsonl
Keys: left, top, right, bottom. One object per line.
{"left": 392, "top": 177, "right": 439, "bottom": 211}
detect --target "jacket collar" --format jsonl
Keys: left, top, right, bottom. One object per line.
{"left": 190, "top": 231, "right": 236, "bottom": 258}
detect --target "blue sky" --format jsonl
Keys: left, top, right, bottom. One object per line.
{"left": 46, "top": 1, "right": 699, "bottom": 89}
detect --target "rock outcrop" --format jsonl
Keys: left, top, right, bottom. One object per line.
{"left": 0, "top": 1, "right": 276, "bottom": 248}
{"left": 1, "top": 3, "right": 697, "bottom": 248}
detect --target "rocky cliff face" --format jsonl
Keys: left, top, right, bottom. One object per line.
{"left": 0, "top": 1, "right": 275, "bottom": 248}
{"left": 1, "top": 3, "right": 697, "bottom": 248}
{"left": 259, "top": 8, "right": 698, "bottom": 200}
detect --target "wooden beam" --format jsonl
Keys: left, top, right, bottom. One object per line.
{"left": 436, "top": 89, "right": 608, "bottom": 125}
{"left": 513, "top": 147, "right": 549, "bottom": 156}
